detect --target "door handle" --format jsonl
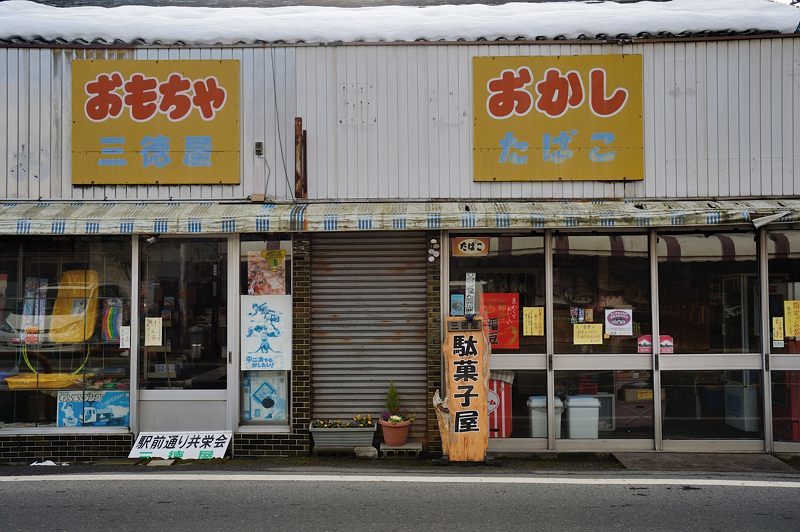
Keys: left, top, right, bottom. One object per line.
{"left": 228, "top": 350, "right": 232, "bottom": 364}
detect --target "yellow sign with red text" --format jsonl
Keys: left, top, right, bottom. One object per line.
{"left": 473, "top": 55, "right": 642, "bottom": 182}
{"left": 72, "top": 60, "right": 240, "bottom": 185}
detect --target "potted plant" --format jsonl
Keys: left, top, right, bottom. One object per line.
{"left": 378, "top": 382, "right": 416, "bottom": 447}
{"left": 309, "top": 415, "right": 377, "bottom": 451}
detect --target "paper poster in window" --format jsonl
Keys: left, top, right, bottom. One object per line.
{"left": 57, "top": 390, "right": 130, "bottom": 428}
{"left": 785, "top": 301, "right": 800, "bottom": 337}
{"left": 241, "top": 371, "right": 288, "bottom": 422}
{"left": 248, "top": 250, "right": 286, "bottom": 295}
{"left": 480, "top": 293, "right": 519, "bottom": 349}
{"left": 523, "top": 307, "right": 544, "bottom": 336}
{"left": 241, "top": 295, "right": 292, "bottom": 371}
{"left": 450, "top": 294, "right": 465, "bottom": 317}
{"left": 604, "top": 308, "right": 633, "bottom": 336}
{"left": 574, "top": 323, "right": 603, "bottom": 345}
{"left": 144, "top": 317, "right": 163, "bottom": 347}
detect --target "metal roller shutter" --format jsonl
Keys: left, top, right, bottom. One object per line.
{"left": 311, "top": 232, "right": 428, "bottom": 441}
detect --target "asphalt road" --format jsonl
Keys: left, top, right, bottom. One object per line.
{"left": 1, "top": 472, "right": 798, "bottom": 531}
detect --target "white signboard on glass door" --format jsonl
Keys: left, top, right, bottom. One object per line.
{"left": 240, "top": 295, "right": 292, "bottom": 371}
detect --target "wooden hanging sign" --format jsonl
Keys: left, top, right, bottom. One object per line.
{"left": 434, "top": 316, "right": 491, "bottom": 462}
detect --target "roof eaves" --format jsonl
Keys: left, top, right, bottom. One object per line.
{"left": 0, "top": 29, "right": 790, "bottom": 48}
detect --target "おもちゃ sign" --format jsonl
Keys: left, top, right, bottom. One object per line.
{"left": 473, "top": 55, "right": 642, "bottom": 182}
{"left": 72, "top": 60, "right": 240, "bottom": 185}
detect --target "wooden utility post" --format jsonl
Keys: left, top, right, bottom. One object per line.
{"left": 294, "top": 117, "right": 307, "bottom": 199}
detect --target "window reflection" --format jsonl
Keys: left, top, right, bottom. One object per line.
{"left": 662, "top": 370, "right": 762, "bottom": 439}
{"left": 553, "top": 234, "right": 651, "bottom": 354}
{"left": 658, "top": 232, "right": 760, "bottom": 354}
{"left": 772, "top": 371, "right": 800, "bottom": 442}
{"left": 139, "top": 238, "right": 227, "bottom": 390}
{"left": 554, "top": 370, "right": 654, "bottom": 439}
{"left": 767, "top": 230, "right": 800, "bottom": 355}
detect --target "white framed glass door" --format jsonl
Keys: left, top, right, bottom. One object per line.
{"left": 766, "top": 228, "right": 800, "bottom": 453}
{"left": 550, "top": 231, "right": 654, "bottom": 451}
{"left": 657, "top": 231, "right": 765, "bottom": 451}
{"left": 136, "top": 235, "right": 233, "bottom": 433}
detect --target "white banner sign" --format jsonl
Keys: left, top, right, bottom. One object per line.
{"left": 241, "top": 294, "right": 292, "bottom": 371}
{"left": 465, "top": 273, "right": 476, "bottom": 316}
{"left": 129, "top": 431, "right": 231, "bottom": 460}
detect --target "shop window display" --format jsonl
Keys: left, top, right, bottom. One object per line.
{"left": 0, "top": 237, "right": 132, "bottom": 428}
{"left": 487, "top": 370, "right": 548, "bottom": 438}
{"left": 449, "top": 234, "right": 546, "bottom": 354}
{"left": 554, "top": 370, "right": 654, "bottom": 439}
{"left": 662, "top": 370, "right": 762, "bottom": 439}
{"left": 239, "top": 235, "right": 292, "bottom": 426}
{"left": 552, "top": 234, "right": 651, "bottom": 354}
{"left": 658, "top": 232, "right": 760, "bottom": 354}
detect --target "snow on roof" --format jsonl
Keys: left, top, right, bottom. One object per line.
{"left": 0, "top": 0, "right": 798, "bottom": 46}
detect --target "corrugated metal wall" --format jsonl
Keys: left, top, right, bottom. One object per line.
{"left": 0, "top": 47, "right": 295, "bottom": 201}
{"left": 1, "top": 38, "right": 798, "bottom": 202}
{"left": 297, "top": 38, "right": 800, "bottom": 200}
{"left": 310, "top": 233, "right": 428, "bottom": 442}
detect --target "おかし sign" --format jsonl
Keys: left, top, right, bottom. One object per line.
{"left": 72, "top": 60, "right": 240, "bottom": 185}
{"left": 473, "top": 55, "right": 643, "bottom": 182}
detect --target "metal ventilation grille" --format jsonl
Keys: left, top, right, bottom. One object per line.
{"left": 311, "top": 232, "right": 428, "bottom": 442}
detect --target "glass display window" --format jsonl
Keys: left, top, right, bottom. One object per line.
{"left": 139, "top": 237, "right": 227, "bottom": 391}
{"left": 771, "top": 370, "right": 800, "bottom": 442}
{"left": 449, "top": 234, "right": 545, "bottom": 354}
{"left": 657, "top": 232, "right": 760, "bottom": 354}
{"left": 0, "top": 237, "right": 132, "bottom": 429}
{"left": 767, "top": 230, "right": 800, "bottom": 355}
{"left": 661, "top": 370, "right": 763, "bottom": 439}
{"left": 552, "top": 234, "right": 651, "bottom": 354}
{"left": 554, "top": 370, "right": 654, "bottom": 440}
{"left": 486, "top": 370, "right": 547, "bottom": 438}
{"left": 239, "top": 235, "right": 292, "bottom": 426}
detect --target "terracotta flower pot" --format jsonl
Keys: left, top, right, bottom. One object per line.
{"left": 379, "top": 419, "right": 412, "bottom": 447}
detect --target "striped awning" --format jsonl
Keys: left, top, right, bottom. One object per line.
{"left": 0, "top": 199, "right": 797, "bottom": 236}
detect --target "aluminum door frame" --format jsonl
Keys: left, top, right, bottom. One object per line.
{"left": 135, "top": 234, "right": 236, "bottom": 434}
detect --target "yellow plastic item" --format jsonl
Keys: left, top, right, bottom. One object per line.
{"left": 49, "top": 270, "right": 99, "bottom": 344}
{"left": 5, "top": 373, "right": 93, "bottom": 390}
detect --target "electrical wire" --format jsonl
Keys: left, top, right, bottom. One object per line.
{"left": 271, "top": 47, "right": 296, "bottom": 202}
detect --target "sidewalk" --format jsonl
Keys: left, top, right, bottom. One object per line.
{"left": 2, "top": 452, "right": 799, "bottom": 478}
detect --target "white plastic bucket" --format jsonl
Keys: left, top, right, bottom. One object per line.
{"left": 526, "top": 396, "right": 564, "bottom": 438}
